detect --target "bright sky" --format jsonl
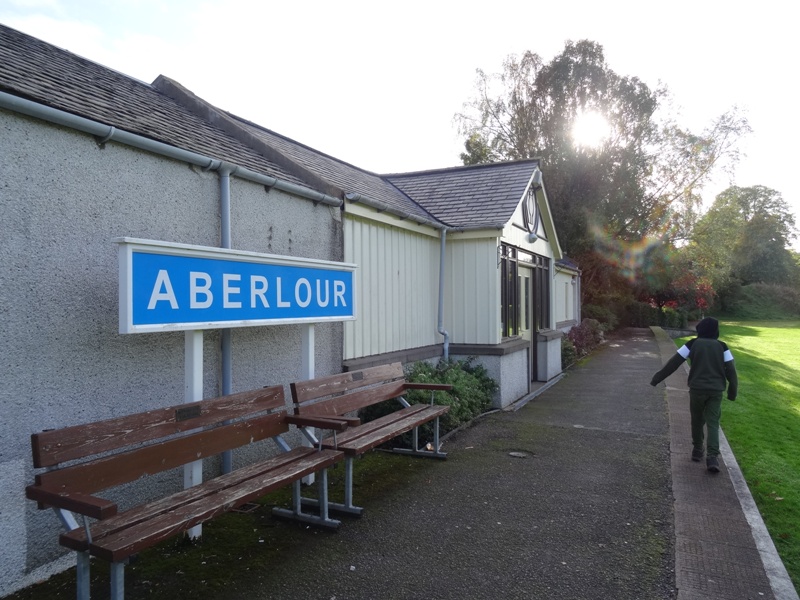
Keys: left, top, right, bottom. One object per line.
{"left": 2, "top": 0, "right": 798, "bottom": 245}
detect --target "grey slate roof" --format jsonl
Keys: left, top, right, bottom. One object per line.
{"left": 386, "top": 161, "right": 540, "bottom": 229}
{"left": 0, "top": 24, "right": 308, "bottom": 188}
{"left": 230, "top": 114, "right": 438, "bottom": 224}
{"left": 0, "top": 24, "right": 542, "bottom": 232}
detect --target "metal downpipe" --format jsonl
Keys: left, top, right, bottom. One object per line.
{"left": 219, "top": 166, "right": 234, "bottom": 474}
{"left": 438, "top": 228, "right": 450, "bottom": 360}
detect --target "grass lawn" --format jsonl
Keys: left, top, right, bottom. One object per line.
{"left": 679, "top": 321, "right": 800, "bottom": 589}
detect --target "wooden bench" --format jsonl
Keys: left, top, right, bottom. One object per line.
{"left": 26, "top": 386, "right": 347, "bottom": 600}
{"left": 289, "top": 362, "right": 452, "bottom": 516}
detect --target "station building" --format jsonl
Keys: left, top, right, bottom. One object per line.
{"left": 0, "top": 24, "right": 580, "bottom": 594}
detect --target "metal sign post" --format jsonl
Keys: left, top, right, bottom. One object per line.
{"left": 184, "top": 330, "right": 203, "bottom": 539}
{"left": 301, "top": 323, "right": 315, "bottom": 485}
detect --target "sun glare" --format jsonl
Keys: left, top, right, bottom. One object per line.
{"left": 572, "top": 111, "right": 610, "bottom": 149}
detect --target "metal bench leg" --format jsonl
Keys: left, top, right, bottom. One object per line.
{"left": 292, "top": 480, "right": 302, "bottom": 514}
{"left": 392, "top": 417, "right": 448, "bottom": 459}
{"left": 76, "top": 551, "right": 90, "bottom": 600}
{"left": 110, "top": 562, "right": 125, "bottom": 600}
{"left": 299, "top": 456, "right": 364, "bottom": 517}
{"left": 344, "top": 456, "right": 355, "bottom": 510}
{"left": 317, "top": 468, "right": 329, "bottom": 521}
{"left": 330, "top": 456, "right": 364, "bottom": 516}
{"left": 272, "top": 471, "right": 341, "bottom": 529}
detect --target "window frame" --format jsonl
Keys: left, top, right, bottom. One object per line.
{"left": 500, "top": 243, "right": 550, "bottom": 339}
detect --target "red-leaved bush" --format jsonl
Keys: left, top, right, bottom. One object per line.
{"left": 567, "top": 318, "right": 604, "bottom": 358}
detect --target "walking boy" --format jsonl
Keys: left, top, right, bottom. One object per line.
{"left": 650, "top": 317, "right": 738, "bottom": 473}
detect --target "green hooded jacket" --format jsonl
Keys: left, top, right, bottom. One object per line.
{"left": 650, "top": 317, "right": 738, "bottom": 399}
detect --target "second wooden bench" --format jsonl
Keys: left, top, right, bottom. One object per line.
{"left": 289, "top": 362, "right": 452, "bottom": 516}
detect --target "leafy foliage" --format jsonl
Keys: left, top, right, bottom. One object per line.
{"left": 688, "top": 185, "right": 799, "bottom": 306}
{"left": 561, "top": 336, "right": 577, "bottom": 369}
{"left": 566, "top": 318, "right": 604, "bottom": 358}
{"left": 456, "top": 40, "right": 748, "bottom": 253}
{"left": 625, "top": 301, "right": 661, "bottom": 327}
{"left": 582, "top": 303, "right": 619, "bottom": 331}
{"left": 659, "top": 306, "right": 688, "bottom": 329}
{"left": 720, "top": 283, "right": 800, "bottom": 320}
{"left": 455, "top": 40, "right": 751, "bottom": 323}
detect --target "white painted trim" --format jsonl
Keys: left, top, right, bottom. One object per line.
{"left": 344, "top": 204, "right": 441, "bottom": 237}
{"left": 114, "top": 237, "right": 357, "bottom": 270}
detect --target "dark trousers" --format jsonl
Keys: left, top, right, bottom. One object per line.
{"left": 689, "top": 390, "right": 723, "bottom": 457}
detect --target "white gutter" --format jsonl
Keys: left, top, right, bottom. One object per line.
{"left": 0, "top": 91, "right": 343, "bottom": 208}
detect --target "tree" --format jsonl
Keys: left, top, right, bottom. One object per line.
{"left": 689, "top": 185, "right": 798, "bottom": 292}
{"left": 457, "top": 42, "right": 663, "bottom": 251}
{"left": 455, "top": 41, "right": 750, "bottom": 315}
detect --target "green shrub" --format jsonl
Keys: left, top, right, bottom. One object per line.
{"left": 660, "top": 307, "right": 688, "bottom": 329}
{"left": 626, "top": 301, "right": 660, "bottom": 327}
{"left": 567, "top": 318, "right": 604, "bottom": 358}
{"left": 561, "top": 337, "right": 577, "bottom": 369}
{"left": 582, "top": 303, "right": 619, "bottom": 331}
{"left": 358, "top": 358, "right": 498, "bottom": 447}
{"left": 721, "top": 283, "right": 800, "bottom": 319}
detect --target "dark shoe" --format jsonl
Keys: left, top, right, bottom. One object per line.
{"left": 706, "top": 455, "right": 720, "bottom": 473}
{"left": 691, "top": 448, "right": 704, "bottom": 462}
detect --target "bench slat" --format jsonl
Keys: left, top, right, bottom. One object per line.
{"left": 290, "top": 363, "right": 404, "bottom": 404}
{"left": 32, "top": 386, "right": 285, "bottom": 468}
{"left": 323, "top": 405, "right": 448, "bottom": 455}
{"left": 325, "top": 404, "right": 430, "bottom": 445}
{"left": 34, "top": 410, "right": 289, "bottom": 497}
{"left": 59, "top": 447, "right": 325, "bottom": 552}
{"left": 299, "top": 380, "right": 406, "bottom": 417}
{"left": 85, "top": 449, "right": 343, "bottom": 562}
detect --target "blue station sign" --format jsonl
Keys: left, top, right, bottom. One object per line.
{"left": 117, "top": 238, "right": 357, "bottom": 333}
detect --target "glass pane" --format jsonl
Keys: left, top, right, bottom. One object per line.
{"left": 518, "top": 274, "right": 531, "bottom": 332}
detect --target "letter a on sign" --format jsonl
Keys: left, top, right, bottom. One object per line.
{"left": 148, "top": 269, "right": 178, "bottom": 309}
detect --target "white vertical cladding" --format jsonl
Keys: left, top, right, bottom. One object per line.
{"left": 446, "top": 235, "right": 501, "bottom": 345}
{"left": 554, "top": 270, "right": 571, "bottom": 323}
{"left": 344, "top": 216, "right": 439, "bottom": 360}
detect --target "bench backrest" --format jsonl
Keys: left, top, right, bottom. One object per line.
{"left": 31, "top": 386, "right": 287, "bottom": 497}
{"left": 291, "top": 362, "right": 407, "bottom": 418}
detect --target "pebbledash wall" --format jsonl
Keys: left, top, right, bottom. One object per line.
{"left": 0, "top": 110, "right": 344, "bottom": 595}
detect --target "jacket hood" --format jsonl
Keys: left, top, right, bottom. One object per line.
{"left": 695, "top": 317, "right": 720, "bottom": 339}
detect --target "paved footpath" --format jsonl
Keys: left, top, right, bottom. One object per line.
{"left": 150, "top": 327, "right": 793, "bottom": 600}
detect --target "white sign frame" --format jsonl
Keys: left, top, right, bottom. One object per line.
{"left": 116, "top": 237, "right": 357, "bottom": 334}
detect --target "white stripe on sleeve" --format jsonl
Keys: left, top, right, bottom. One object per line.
{"left": 724, "top": 349, "right": 734, "bottom": 362}
{"left": 677, "top": 345, "right": 690, "bottom": 359}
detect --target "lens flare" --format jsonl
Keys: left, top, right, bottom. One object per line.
{"left": 590, "top": 217, "right": 681, "bottom": 283}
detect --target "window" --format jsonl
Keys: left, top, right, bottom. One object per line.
{"left": 500, "top": 243, "right": 550, "bottom": 337}
{"left": 500, "top": 245, "right": 518, "bottom": 337}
